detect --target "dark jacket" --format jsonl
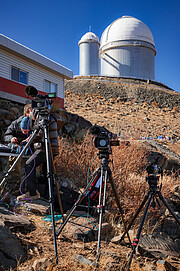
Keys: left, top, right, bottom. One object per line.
{"left": 4, "top": 116, "right": 27, "bottom": 143}
{"left": 4, "top": 113, "right": 59, "bottom": 157}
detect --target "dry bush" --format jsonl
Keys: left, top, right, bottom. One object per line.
{"left": 108, "top": 143, "right": 148, "bottom": 218}
{"left": 55, "top": 136, "right": 148, "bottom": 212}
{"left": 55, "top": 134, "right": 98, "bottom": 188}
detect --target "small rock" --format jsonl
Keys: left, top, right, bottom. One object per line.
{"left": 111, "top": 234, "right": 124, "bottom": 243}
{"left": 156, "top": 260, "right": 177, "bottom": 271}
{"left": 26, "top": 198, "right": 50, "bottom": 215}
{"left": 32, "top": 258, "right": 49, "bottom": 271}
{"left": 74, "top": 254, "right": 95, "bottom": 267}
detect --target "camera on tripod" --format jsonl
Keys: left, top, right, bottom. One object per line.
{"left": 31, "top": 93, "right": 56, "bottom": 110}
{"left": 146, "top": 164, "right": 162, "bottom": 176}
{"left": 25, "top": 85, "right": 56, "bottom": 110}
{"left": 146, "top": 164, "right": 162, "bottom": 187}
{"left": 94, "top": 132, "right": 120, "bottom": 151}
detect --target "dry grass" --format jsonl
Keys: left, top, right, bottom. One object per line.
{"left": 55, "top": 134, "right": 98, "bottom": 188}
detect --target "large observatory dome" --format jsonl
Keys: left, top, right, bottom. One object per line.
{"left": 78, "top": 32, "right": 100, "bottom": 76}
{"left": 100, "top": 16, "right": 156, "bottom": 80}
{"left": 101, "top": 16, "right": 155, "bottom": 48}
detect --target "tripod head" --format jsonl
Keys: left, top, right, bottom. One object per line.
{"left": 90, "top": 127, "right": 120, "bottom": 168}
{"left": 146, "top": 164, "right": 163, "bottom": 191}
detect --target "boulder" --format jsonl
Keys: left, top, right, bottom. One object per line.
{"left": 0, "top": 221, "right": 25, "bottom": 269}
{"left": 138, "top": 233, "right": 180, "bottom": 258}
{"left": 0, "top": 207, "right": 35, "bottom": 231}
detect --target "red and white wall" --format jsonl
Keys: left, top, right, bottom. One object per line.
{"left": 0, "top": 34, "right": 73, "bottom": 108}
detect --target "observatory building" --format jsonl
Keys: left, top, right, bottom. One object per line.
{"left": 79, "top": 16, "right": 156, "bottom": 80}
{"left": 100, "top": 16, "right": 156, "bottom": 80}
{"left": 78, "top": 32, "right": 100, "bottom": 76}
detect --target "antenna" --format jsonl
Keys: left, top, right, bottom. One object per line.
{"left": 89, "top": 25, "right": 92, "bottom": 32}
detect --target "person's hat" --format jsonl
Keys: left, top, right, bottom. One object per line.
{"left": 20, "top": 117, "right": 30, "bottom": 130}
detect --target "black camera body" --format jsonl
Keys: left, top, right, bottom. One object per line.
{"left": 25, "top": 85, "right": 56, "bottom": 110}
{"left": 94, "top": 132, "right": 120, "bottom": 151}
{"left": 31, "top": 93, "right": 56, "bottom": 110}
{"left": 94, "top": 132, "right": 110, "bottom": 150}
{"left": 146, "top": 164, "right": 162, "bottom": 175}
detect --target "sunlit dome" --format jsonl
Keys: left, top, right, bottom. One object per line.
{"left": 100, "top": 16, "right": 155, "bottom": 49}
{"left": 78, "top": 32, "right": 100, "bottom": 45}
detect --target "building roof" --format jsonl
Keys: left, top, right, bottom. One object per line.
{"left": 0, "top": 34, "right": 73, "bottom": 79}
{"left": 100, "top": 16, "right": 155, "bottom": 49}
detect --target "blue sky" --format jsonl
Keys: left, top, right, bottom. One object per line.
{"left": 1, "top": 0, "right": 180, "bottom": 92}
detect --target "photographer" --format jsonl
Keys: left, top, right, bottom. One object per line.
{"left": 4, "top": 103, "right": 32, "bottom": 145}
{"left": 18, "top": 99, "right": 59, "bottom": 201}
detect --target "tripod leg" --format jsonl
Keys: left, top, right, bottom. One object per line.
{"left": 55, "top": 181, "right": 64, "bottom": 221}
{"left": 44, "top": 126, "right": 58, "bottom": 264}
{"left": 126, "top": 192, "right": 153, "bottom": 270}
{"left": 108, "top": 170, "right": 131, "bottom": 245}
{"left": 157, "top": 191, "right": 180, "bottom": 225}
{"left": 119, "top": 193, "right": 149, "bottom": 244}
{"left": 56, "top": 168, "right": 101, "bottom": 237}
{"left": 96, "top": 168, "right": 108, "bottom": 262}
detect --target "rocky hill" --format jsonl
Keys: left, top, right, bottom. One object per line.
{"left": 65, "top": 76, "right": 180, "bottom": 109}
{"left": 65, "top": 77, "right": 180, "bottom": 145}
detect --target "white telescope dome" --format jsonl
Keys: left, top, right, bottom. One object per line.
{"left": 101, "top": 16, "right": 155, "bottom": 50}
{"left": 79, "top": 32, "right": 100, "bottom": 45}
{"left": 78, "top": 31, "right": 100, "bottom": 76}
{"left": 100, "top": 16, "right": 156, "bottom": 80}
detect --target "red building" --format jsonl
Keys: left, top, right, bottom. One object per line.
{"left": 0, "top": 34, "right": 73, "bottom": 108}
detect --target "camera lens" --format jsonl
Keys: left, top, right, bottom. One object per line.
{"left": 99, "top": 139, "right": 107, "bottom": 147}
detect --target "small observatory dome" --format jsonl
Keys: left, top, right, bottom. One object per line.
{"left": 100, "top": 16, "right": 156, "bottom": 80}
{"left": 78, "top": 32, "right": 100, "bottom": 76}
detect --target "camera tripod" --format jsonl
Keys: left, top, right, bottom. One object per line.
{"left": 56, "top": 148, "right": 131, "bottom": 265}
{"left": 0, "top": 112, "right": 61, "bottom": 264}
{"left": 119, "top": 171, "right": 180, "bottom": 270}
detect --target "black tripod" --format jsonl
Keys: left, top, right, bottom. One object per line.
{"left": 0, "top": 112, "right": 59, "bottom": 264}
{"left": 120, "top": 166, "right": 180, "bottom": 270}
{"left": 56, "top": 148, "right": 131, "bottom": 265}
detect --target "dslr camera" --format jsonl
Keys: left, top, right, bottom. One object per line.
{"left": 146, "top": 164, "right": 162, "bottom": 175}
{"left": 25, "top": 85, "right": 56, "bottom": 110}
{"left": 94, "top": 132, "right": 120, "bottom": 151}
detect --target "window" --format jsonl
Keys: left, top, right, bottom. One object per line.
{"left": 11, "top": 67, "right": 28, "bottom": 85}
{"left": 44, "top": 80, "right": 57, "bottom": 93}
